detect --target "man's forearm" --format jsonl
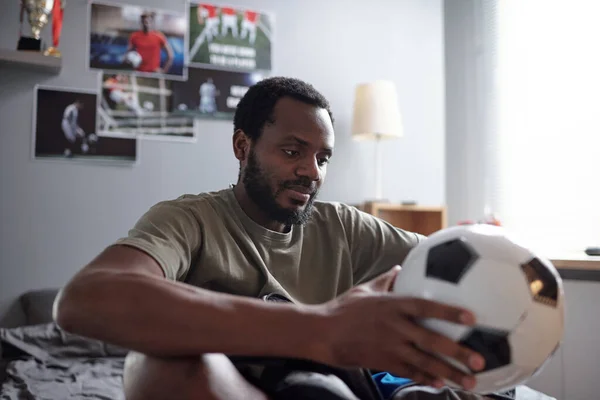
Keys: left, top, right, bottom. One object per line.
{"left": 163, "top": 54, "right": 173, "bottom": 73}
{"left": 54, "top": 270, "right": 329, "bottom": 361}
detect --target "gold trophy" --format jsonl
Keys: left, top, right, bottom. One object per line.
{"left": 17, "top": 0, "right": 55, "bottom": 52}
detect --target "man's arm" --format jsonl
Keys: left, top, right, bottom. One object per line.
{"left": 159, "top": 33, "right": 174, "bottom": 73}
{"left": 53, "top": 244, "right": 328, "bottom": 359}
{"left": 70, "top": 110, "right": 83, "bottom": 136}
{"left": 125, "top": 34, "right": 134, "bottom": 58}
{"left": 339, "top": 204, "right": 425, "bottom": 284}
{"left": 54, "top": 201, "right": 326, "bottom": 359}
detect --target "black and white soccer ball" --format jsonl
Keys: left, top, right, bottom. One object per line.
{"left": 125, "top": 51, "right": 142, "bottom": 68}
{"left": 143, "top": 101, "right": 155, "bottom": 111}
{"left": 87, "top": 134, "right": 98, "bottom": 144}
{"left": 392, "top": 224, "right": 565, "bottom": 394}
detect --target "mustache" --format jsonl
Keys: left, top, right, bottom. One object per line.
{"left": 281, "top": 179, "right": 318, "bottom": 195}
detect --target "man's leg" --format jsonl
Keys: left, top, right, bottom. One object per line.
{"left": 62, "top": 119, "right": 77, "bottom": 157}
{"left": 122, "top": 351, "right": 269, "bottom": 400}
{"left": 249, "top": 24, "right": 257, "bottom": 45}
{"left": 241, "top": 20, "right": 248, "bottom": 39}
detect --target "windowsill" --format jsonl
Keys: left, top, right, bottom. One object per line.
{"left": 549, "top": 253, "right": 600, "bottom": 271}
{"left": 547, "top": 253, "right": 600, "bottom": 282}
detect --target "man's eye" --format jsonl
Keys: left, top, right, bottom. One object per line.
{"left": 283, "top": 150, "right": 299, "bottom": 157}
{"left": 318, "top": 158, "right": 330, "bottom": 166}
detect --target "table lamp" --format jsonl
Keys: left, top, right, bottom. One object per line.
{"left": 351, "top": 80, "right": 404, "bottom": 201}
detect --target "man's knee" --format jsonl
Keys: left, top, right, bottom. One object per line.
{"left": 122, "top": 351, "right": 269, "bottom": 400}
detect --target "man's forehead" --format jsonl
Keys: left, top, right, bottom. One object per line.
{"left": 268, "top": 97, "right": 333, "bottom": 136}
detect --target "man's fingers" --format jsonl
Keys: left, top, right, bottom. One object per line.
{"left": 398, "top": 344, "right": 476, "bottom": 390}
{"left": 395, "top": 297, "right": 476, "bottom": 326}
{"left": 365, "top": 266, "right": 402, "bottom": 293}
{"left": 395, "top": 319, "right": 485, "bottom": 372}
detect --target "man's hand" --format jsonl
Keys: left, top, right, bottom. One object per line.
{"left": 318, "top": 266, "right": 486, "bottom": 390}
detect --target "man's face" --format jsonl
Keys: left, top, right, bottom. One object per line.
{"left": 241, "top": 97, "right": 334, "bottom": 226}
{"left": 75, "top": 102, "right": 84, "bottom": 110}
{"left": 141, "top": 15, "right": 151, "bottom": 30}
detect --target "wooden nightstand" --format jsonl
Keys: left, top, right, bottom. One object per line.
{"left": 357, "top": 202, "right": 447, "bottom": 236}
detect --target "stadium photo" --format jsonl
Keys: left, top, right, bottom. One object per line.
{"left": 97, "top": 73, "right": 196, "bottom": 142}
{"left": 188, "top": 3, "right": 273, "bottom": 71}
{"left": 88, "top": 2, "right": 188, "bottom": 79}
{"left": 171, "top": 67, "right": 264, "bottom": 120}
{"left": 33, "top": 86, "right": 137, "bottom": 165}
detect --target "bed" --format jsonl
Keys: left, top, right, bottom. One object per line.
{"left": 0, "top": 289, "right": 127, "bottom": 399}
{"left": 0, "top": 289, "right": 557, "bottom": 400}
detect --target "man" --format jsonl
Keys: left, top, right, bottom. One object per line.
{"left": 126, "top": 12, "right": 174, "bottom": 74}
{"left": 103, "top": 74, "right": 144, "bottom": 116}
{"left": 240, "top": 9, "right": 259, "bottom": 45}
{"left": 198, "top": 77, "right": 218, "bottom": 114}
{"left": 61, "top": 99, "right": 86, "bottom": 157}
{"left": 197, "top": 3, "right": 220, "bottom": 42}
{"left": 53, "top": 77, "right": 485, "bottom": 400}
{"left": 220, "top": 6, "right": 239, "bottom": 38}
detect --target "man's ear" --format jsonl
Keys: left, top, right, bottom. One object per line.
{"left": 232, "top": 129, "right": 250, "bottom": 162}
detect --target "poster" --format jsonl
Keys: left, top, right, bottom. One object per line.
{"left": 188, "top": 3, "right": 273, "bottom": 71}
{"left": 97, "top": 73, "right": 196, "bottom": 142}
{"left": 33, "top": 86, "right": 137, "bottom": 165}
{"left": 171, "top": 67, "right": 264, "bottom": 120}
{"left": 88, "top": 1, "right": 188, "bottom": 79}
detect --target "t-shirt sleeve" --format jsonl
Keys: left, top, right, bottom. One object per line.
{"left": 113, "top": 201, "right": 202, "bottom": 281}
{"left": 339, "top": 204, "right": 426, "bottom": 285}
{"left": 157, "top": 32, "right": 168, "bottom": 47}
{"left": 128, "top": 33, "right": 136, "bottom": 48}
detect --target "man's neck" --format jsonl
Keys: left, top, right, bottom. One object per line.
{"left": 232, "top": 184, "right": 289, "bottom": 233}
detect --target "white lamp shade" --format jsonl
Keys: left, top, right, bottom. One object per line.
{"left": 351, "top": 80, "right": 403, "bottom": 140}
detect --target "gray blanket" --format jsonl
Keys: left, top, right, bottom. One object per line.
{"left": 0, "top": 323, "right": 127, "bottom": 399}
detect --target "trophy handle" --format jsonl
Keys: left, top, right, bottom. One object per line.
{"left": 18, "top": 0, "right": 25, "bottom": 38}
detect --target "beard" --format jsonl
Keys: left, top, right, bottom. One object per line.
{"left": 242, "top": 149, "right": 318, "bottom": 227}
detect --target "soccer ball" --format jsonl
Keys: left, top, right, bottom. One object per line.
{"left": 177, "top": 103, "right": 188, "bottom": 111}
{"left": 392, "top": 224, "right": 564, "bottom": 394}
{"left": 125, "top": 51, "right": 143, "bottom": 68}
{"left": 87, "top": 134, "right": 98, "bottom": 144}
{"left": 143, "top": 101, "right": 154, "bottom": 111}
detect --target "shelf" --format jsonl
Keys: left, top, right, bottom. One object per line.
{"left": 0, "top": 49, "right": 61, "bottom": 73}
{"left": 358, "top": 202, "right": 447, "bottom": 236}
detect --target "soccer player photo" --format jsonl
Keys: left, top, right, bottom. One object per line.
{"left": 188, "top": 3, "right": 274, "bottom": 72}
{"left": 170, "top": 67, "right": 264, "bottom": 120}
{"left": 97, "top": 73, "right": 197, "bottom": 142}
{"left": 33, "top": 86, "right": 137, "bottom": 165}
{"left": 88, "top": 1, "right": 188, "bottom": 79}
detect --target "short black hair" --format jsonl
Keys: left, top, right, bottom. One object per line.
{"left": 233, "top": 76, "right": 334, "bottom": 141}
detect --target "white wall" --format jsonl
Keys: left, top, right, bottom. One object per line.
{"left": 0, "top": 0, "right": 446, "bottom": 324}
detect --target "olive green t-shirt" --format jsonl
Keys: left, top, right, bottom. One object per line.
{"left": 114, "top": 187, "right": 424, "bottom": 304}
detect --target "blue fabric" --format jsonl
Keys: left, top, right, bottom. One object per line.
{"left": 372, "top": 372, "right": 412, "bottom": 400}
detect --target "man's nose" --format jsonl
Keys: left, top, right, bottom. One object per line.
{"left": 295, "top": 157, "right": 321, "bottom": 182}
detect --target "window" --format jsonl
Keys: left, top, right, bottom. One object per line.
{"left": 493, "top": 0, "right": 600, "bottom": 254}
